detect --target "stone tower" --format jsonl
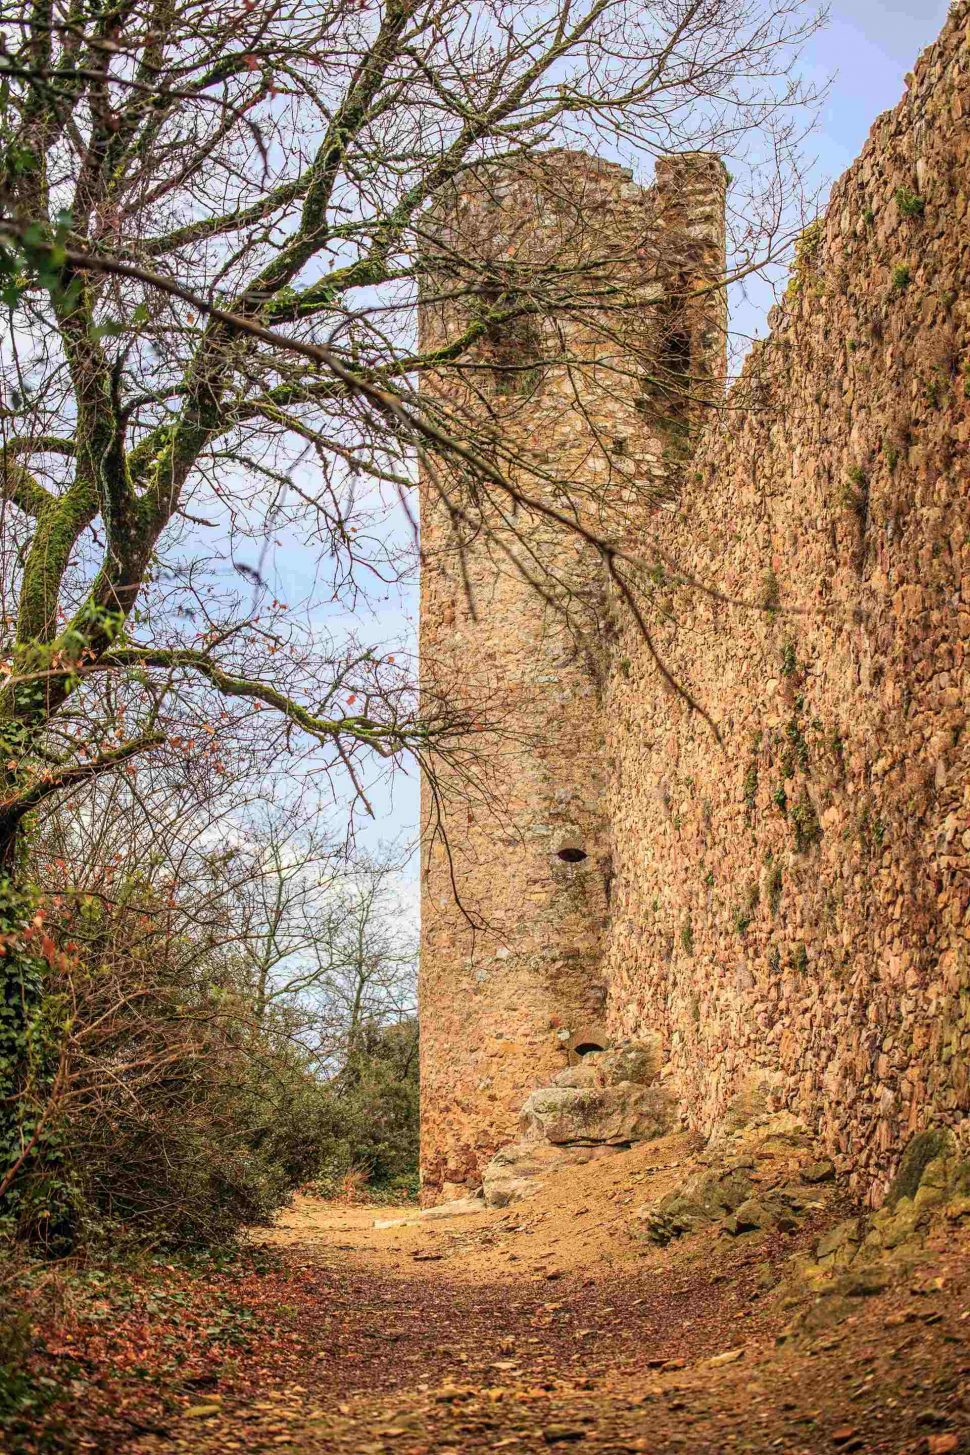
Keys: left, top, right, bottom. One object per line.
{"left": 418, "top": 151, "right": 727, "bottom": 1202}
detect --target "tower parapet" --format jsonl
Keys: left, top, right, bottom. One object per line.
{"left": 418, "top": 149, "right": 727, "bottom": 1202}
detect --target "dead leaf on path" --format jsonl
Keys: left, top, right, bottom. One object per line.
{"left": 708, "top": 1349, "right": 744, "bottom": 1367}
{"left": 434, "top": 1384, "right": 476, "bottom": 1403}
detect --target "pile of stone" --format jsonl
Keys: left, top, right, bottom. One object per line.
{"left": 634, "top": 1113, "right": 970, "bottom": 1290}
{"left": 481, "top": 1037, "right": 677, "bottom": 1208}
{"left": 634, "top": 1110, "right": 836, "bottom": 1246}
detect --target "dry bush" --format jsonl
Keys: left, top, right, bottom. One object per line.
{"left": 6, "top": 774, "right": 419, "bottom": 1250}
{"left": 10, "top": 887, "right": 332, "bottom": 1249}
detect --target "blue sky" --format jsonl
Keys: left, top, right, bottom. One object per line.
{"left": 805, "top": 0, "right": 950, "bottom": 181}
{"left": 736, "top": 0, "right": 952, "bottom": 341}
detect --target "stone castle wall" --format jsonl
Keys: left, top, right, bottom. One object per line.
{"left": 604, "top": 2, "right": 970, "bottom": 1206}
{"left": 419, "top": 2, "right": 970, "bottom": 1206}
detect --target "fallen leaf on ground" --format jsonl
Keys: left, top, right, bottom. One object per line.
{"left": 708, "top": 1349, "right": 745, "bottom": 1367}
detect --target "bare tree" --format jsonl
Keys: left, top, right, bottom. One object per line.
{"left": 229, "top": 825, "right": 416, "bottom": 1059}
{"left": 35, "top": 767, "right": 415, "bottom": 1057}
{"left": 0, "top": 0, "right": 822, "bottom": 866}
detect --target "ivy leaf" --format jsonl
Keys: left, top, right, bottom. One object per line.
{"left": 93, "top": 319, "right": 124, "bottom": 341}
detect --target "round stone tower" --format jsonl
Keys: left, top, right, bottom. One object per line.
{"left": 418, "top": 151, "right": 727, "bottom": 1201}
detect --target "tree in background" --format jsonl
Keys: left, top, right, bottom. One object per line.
{"left": 319, "top": 1017, "right": 420, "bottom": 1197}
{"left": 7, "top": 762, "right": 417, "bottom": 1245}
{"left": 236, "top": 824, "right": 416, "bottom": 1058}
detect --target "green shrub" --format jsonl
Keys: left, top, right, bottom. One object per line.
{"left": 312, "top": 1020, "right": 419, "bottom": 1192}
{"left": 895, "top": 187, "right": 924, "bottom": 219}
{"left": 3, "top": 819, "right": 420, "bottom": 1250}
{"left": 48, "top": 949, "right": 336, "bottom": 1248}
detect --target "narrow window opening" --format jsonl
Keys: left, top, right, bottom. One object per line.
{"left": 557, "top": 846, "right": 588, "bottom": 863}
{"left": 638, "top": 289, "right": 695, "bottom": 440}
{"left": 663, "top": 326, "right": 692, "bottom": 377}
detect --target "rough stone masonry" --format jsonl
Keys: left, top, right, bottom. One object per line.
{"left": 418, "top": 2, "right": 970, "bottom": 1207}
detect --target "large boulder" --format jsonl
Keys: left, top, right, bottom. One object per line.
{"left": 857, "top": 1126, "right": 970, "bottom": 1255}
{"left": 520, "top": 1081, "right": 676, "bottom": 1146}
{"left": 479, "top": 1035, "right": 676, "bottom": 1207}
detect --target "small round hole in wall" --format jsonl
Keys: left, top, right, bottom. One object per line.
{"left": 573, "top": 1041, "right": 605, "bottom": 1057}
{"left": 556, "top": 847, "right": 588, "bottom": 863}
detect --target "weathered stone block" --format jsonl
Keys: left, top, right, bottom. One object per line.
{"left": 815, "top": 1218, "right": 861, "bottom": 1264}
{"left": 520, "top": 1081, "right": 676, "bottom": 1146}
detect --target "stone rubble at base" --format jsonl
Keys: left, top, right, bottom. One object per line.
{"left": 482, "top": 1038, "right": 674, "bottom": 1208}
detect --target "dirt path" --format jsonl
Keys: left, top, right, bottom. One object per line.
{"left": 127, "top": 1138, "right": 970, "bottom": 1455}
